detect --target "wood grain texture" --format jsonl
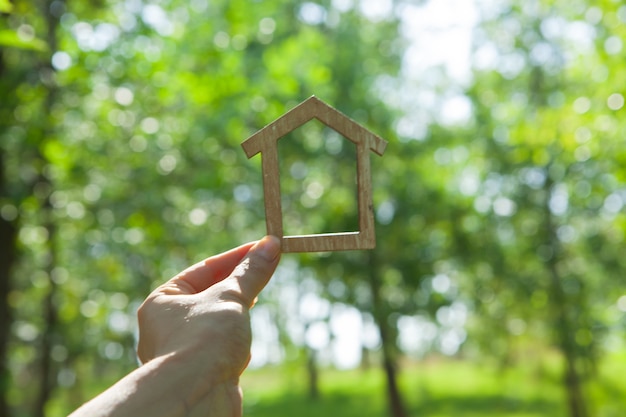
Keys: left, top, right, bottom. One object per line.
{"left": 241, "top": 96, "right": 387, "bottom": 253}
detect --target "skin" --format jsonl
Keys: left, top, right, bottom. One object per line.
{"left": 69, "top": 235, "right": 281, "bottom": 417}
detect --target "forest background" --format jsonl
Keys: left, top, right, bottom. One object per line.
{"left": 1, "top": 0, "right": 625, "bottom": 416}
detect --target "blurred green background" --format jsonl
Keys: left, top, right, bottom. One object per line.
{"left": 1, "top": 0, "right": 625, "bottom": 416}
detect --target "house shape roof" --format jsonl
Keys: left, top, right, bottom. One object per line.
{"left": 241, "top": 95, "right": 387, "bottom": 252}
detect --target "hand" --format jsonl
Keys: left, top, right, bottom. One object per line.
{"left": 69, "top": 236, "right": 281, "bottom": 417}
{"left": 136, "top": 235, "right": 281, "bottom": 415}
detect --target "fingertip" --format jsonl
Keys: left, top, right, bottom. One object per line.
{"left": 223, "top": 235, "right": 281, "bottom": 306}
{"left": 252, "top": 235, "right": 281, "bottom": 262}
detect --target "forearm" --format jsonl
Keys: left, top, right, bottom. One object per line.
{"left": 69, "top": 352, "right": 208, "bottom": 417}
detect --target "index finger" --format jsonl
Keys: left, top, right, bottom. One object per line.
{"left": 165, "top": 241, "right": 257, "bottom": 295}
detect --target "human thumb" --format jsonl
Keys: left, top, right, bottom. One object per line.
{"left": 221, "top": 235, "right": 281, "bottom": 307}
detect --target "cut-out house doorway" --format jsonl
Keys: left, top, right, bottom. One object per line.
{"left": 278, "top": 119, "right": 358, "bottom": 237}
{"left": 241, "top": 96, "right": 387, "bottom": 253}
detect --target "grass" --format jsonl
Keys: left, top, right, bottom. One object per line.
{"left": 242, "top": 364, "right": 387, "bottom": 417}
{"left": 241, "top": 352, "right": 626, "bottom": 417}
{"left": 44, "top": 350, "right": 626, "bottom": 416}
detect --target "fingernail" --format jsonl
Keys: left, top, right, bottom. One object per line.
{"left": 255, "top": 235, "right": 281, "bottom": 261}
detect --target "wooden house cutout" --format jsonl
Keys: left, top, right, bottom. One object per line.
{"left": 241, "top": 96, "right": 387, "bottom": 253}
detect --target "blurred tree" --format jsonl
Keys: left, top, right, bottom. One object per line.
{"left": 0, "top": 0, "right": 63, "bottom": 415}
{"left": 0, "top": 45, "right": 16, "bottom": 417}
{"left": 455, "top": 1, "right": 626, "bottom": 416}
{"left": 0, "top": 122, "right": 17, "bottom": 417}
{"left": 1, "top": 0, "right": 407, "bottom": 415}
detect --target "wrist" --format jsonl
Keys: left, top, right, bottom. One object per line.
{"left": 146, "top": 349, "right": 222, "bottom": 413}
{"left": 147, "top": 349, "right": 241, "bottom": 417}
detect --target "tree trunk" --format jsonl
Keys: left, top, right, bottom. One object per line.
{"left": 33, "top": 245, "right": 59, "bottom": 417}
{"left": 367, "top": 252, "right": 408, "bottom": 417}
{"left": 305, "top": 347, "right": 320, "bottom": 400}
{"left": 32, "top": 1, "right": 63, "bottom": 415}
{"left": 525, "top": 28, "right": 589, "bottom": 416}
{"left": 360, "top": 345, "right": 372, "bottom": 371}
{"left": 543, "top": 174, "right": 588, "bottom": 417}
{"left": 0, "top": 36, "right": 18, "bottom": 417}
{"left": 380, "top": 353, "right": 406, "bottom": 417}
{"left": 0, "top": 150, "right": 17, "bottom": 417}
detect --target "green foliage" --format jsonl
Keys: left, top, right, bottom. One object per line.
{"left": 0, "top": 29, "right": 48, "bottom": 51}
{"left": 0, "top": 0, "right": 12, "bottom": 13}
{"left": 1, "top": 0, "right": 625, "bottom": 416}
